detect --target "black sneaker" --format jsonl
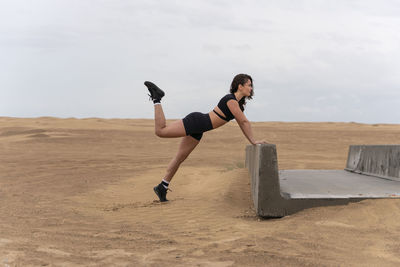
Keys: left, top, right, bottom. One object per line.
{"left": 153, "top": 183, "right": 170, "bottom": 202}
{"left": 144, "top": 81, "right": 165, "bottom": 102}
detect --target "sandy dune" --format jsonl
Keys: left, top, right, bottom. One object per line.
{"left": 1, "top": 117, "right": 400, "bottom": 266}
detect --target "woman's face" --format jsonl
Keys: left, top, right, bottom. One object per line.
{"left": 239, "top": 79, "right": 253, "bottom": 96}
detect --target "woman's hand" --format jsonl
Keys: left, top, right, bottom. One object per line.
{"left": 253, "top": 140, "right": 270, "bottom": 145}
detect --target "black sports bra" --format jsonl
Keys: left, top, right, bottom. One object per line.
{"left": 213, "top": 93, "right": 238, "bottom": 122}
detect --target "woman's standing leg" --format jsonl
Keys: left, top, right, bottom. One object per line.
{"left": 154, "top": 135, "right": 200, "bottom": 201}
{"left": 164, "top": 135, "right": 200, "bottom": 182}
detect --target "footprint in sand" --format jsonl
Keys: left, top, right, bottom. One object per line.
{"left": 37, "top": 246, "right": 71, "bottom": 257}
{"left": 0, "top": 238, "right": 13, "bottom": 246}
{"left": 315, "top": 220, "right": 355, "bottom": 228}
{"left": 191, "top": 250, "right": 205, "bottom": 256}
{"left": 90, "top": 249, "right": 134, "bottom": 258}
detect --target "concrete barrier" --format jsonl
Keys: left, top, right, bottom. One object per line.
{"left": 245, "top": 144, "right": 400, "bottom": 218}
{"left": 346, "top": 145, "right": 400, "bottom": 181}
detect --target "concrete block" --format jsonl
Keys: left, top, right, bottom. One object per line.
{"left": 245, "top": 144, "right": 400, "bottom": 218}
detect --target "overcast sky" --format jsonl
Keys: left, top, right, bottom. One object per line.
{"left": 1, "top": 0, "right": 399, "bottom": 123}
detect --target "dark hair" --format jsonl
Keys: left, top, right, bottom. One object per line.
{"left": 230, "top": 74, "right": 253, "bottom": 111}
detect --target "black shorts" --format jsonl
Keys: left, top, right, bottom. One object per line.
{"left": 182, "top": 112, "right": 213, "bottom": 141}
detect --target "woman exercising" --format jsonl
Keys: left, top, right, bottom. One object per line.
{"left": 144, "top": 74, "right": 268, "bottom": 202}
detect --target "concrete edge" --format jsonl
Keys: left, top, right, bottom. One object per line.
{"left": 346, "top": 145, "right": 400, "bottom": 181}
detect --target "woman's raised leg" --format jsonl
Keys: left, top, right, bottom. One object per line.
{"left": 154, "top": 104, "right": 186, "bottom": 138}
{"left": 145, "top": 81, "right": 186, "bottom": 138}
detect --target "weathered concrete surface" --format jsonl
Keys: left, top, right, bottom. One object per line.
{"left": 280, "top": 170, "right": 400, "bottom": 199}
{"left": 346, "top": 145, "right": 400, "bottom": 181}
{"left": 245, "top": 144, "right": 400, "bottom": 218}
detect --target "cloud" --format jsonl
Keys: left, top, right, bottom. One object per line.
{"left": 1, "top": 0, "right": 399, "bottom": 123}
{"left": 202, "top": 44, "right": 223, "bottom": 55}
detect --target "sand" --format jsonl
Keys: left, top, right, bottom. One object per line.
{"left": 1, "top": 117, "right": 400, "bottom": 266}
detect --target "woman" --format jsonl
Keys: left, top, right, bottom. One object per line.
{"left": 144, "top": 74, "right": 268, "bottom": 202}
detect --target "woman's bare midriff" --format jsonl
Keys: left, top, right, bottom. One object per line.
{"left": 208, "top": 106, "right": 229, "bottom": 129}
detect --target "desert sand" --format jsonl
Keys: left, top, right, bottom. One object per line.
{"left": 1, "top": 117, "right": 400, "bottom": 266}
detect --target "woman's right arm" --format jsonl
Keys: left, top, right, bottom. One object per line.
{"left": 238, "top": 120, "right": 257, "bottom": 145}
{"left": 227, "top": 100, "right": 268, "bottom": 145}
